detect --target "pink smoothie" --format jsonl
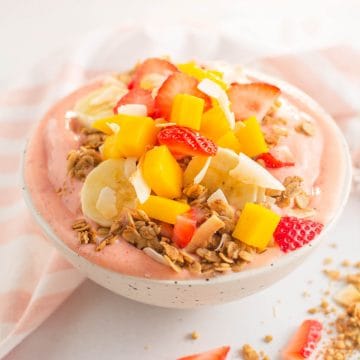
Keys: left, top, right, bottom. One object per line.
{"left": 24, "top": 77, "right": 348, "bottom": 280}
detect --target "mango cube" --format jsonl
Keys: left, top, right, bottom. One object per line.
{"left": 138, "top": 195, "right": 190, "bottom": 224}
{"left": 143, "top": 145, "right": 183, "bottom": 199}
{"left": 216, "top": 131, "right": 242, "bottom": 153}
{"left": 234, "top": 116, "right": 268, "bottom": 157}
{"left": 200, "top": 106, "right": 230, "bottom": 141}
{"left": 183, "top": 155, "right": 209, "bottom": 185}
{"left": 92, "top": 115, "right": 123, "bottom": 135}
{"left": 170, "top": 94, "right": 204, "bottom": 131}
{"left": 102, "top": 114, "right": 157, "bottom": 158}
{"left": 232, "top": 202, "right": 281, "bottom": 250}
{"left": 178, "top": 62, "right": 228, "bottom": 90}
{"left": 102, "top": 134, "right": 122, "bottom": 159}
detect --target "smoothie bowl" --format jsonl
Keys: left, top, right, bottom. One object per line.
{"left": 23, "top": 58, "right": 352, "bottom": 308}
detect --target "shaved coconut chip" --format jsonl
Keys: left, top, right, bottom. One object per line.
{"left": 129, "top": 162, "right": 151, "bottom": 204}
{"left": 123, "top": 157, "right": 137, "bottom": 178}
{"left": 230, "top": 153, "right": 285, "bottom": 191}
{"left": 270, "top": 145, "right": 295, "bottom": 163}
{"left": 65, "top": 110, "right": 78, "bottom": 120}
{"left": 256, "top": 187, "right": 266, "bottom": 203}
{"left": 210, "top": 147, "right": 239, "bottom": 172}
{"left": 194, "top": 157, "right": 211, "bottom": 184}
{"left": 90, "top": 85, "right": 125, "bottom": 106}
{"left": 155, "top": 122, "right": 177, "bottom": 128}
{"left": 198, "top": 79, "right": 235, "bottom": 129}
{"left": 95, "top": 186, "right": 118, "bottom": 219}
{"left": 117, "top": 104, "right": 147, "bottom": 116}
{"left": 143, "top": 247, "right": 168, "bottom": 266}
{"left": 140, "top": 73, "right": 168, "bottom": 90}
{"left": 207, "top": 189, "right": 228, "bottom": 205}
{"left": 107, "top": 122, "right": 120, "bottom": 134}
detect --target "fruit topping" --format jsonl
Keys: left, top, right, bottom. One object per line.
{"left": 228, "top": 82, "right": 281, "bottom": 121}
{"left": 232, "top": 202, "right": 281, "bottom": 250}
{"left": 170, "top": 93, "right": 205, "bottom": 131}
{"left": 173, "top": 211, "right": 197, "bottom": 248}
{"left": 177, "top": 345, "right": 230, "bottom": 360}
{"left": 113, "top": 88, "right": 155, "bottom": 116}
{"left": 216, "top": 131, "right": 242, "bottom": 153}
{"left": 129, "top": 57, "right": 178, "bottom": 89}
{"left": 138, "top": 195, "right": 190, "bottom": 224}
{"left": 155, "top": 72, "right": 210, "bottom": 119}
{"left": 200, "top": 105, "right": 230, "bottom": 141}
{"left": 157, "top": 126, "right": 217, "bottom": 157}
{"left": 143, "top": 145, "right": 183, "bottom": 199}
{"left": 234, "top": 116, "right": 268, "bottom": 157}
{"left": 282, "top": 319, "right": 322, "bottom": 359}
{"left": 274, "top": 216, "right": 324, "bottom": 253}
{"left": 257, "top": 152, "right": 295, "bottom": 168}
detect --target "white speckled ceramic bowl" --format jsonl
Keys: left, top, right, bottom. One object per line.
{"left": 22, "top": 71, "right": 352, "bottom": 309}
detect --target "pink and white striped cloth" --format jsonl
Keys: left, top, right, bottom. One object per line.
{"left": 0, "top": 26, "right": 359, "bottom": 358}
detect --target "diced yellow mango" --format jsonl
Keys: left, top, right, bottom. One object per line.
{"left": 138, "top": 195, "right": 190, "bottom": 224}
{"left": 102, "top": 134, "right": 122, "bottom": 159}
{"left": 232, "top": 202, "right": 281, "bottom": 250}
{"left": 92, "top": 115, "right": 123, "bottom": 135}
{"left": 143, "top": 145, "right": 183, "bottom": 199}
{"left": 178, "top": 62, "right": 228, "bottom": 90}
{"left": 207, "top": 69, "right": 224, "bottom": 78}
{"left": 216, "top": 131, "right": 242, "bottom": 153}
{"left": 170, "top": 94, "right": 204, "bottom": 131}
{"left": 234, "top": 116, "right": 268, "bottom": 157}
{"left": 183, "top": 156, "right": 209, "bottom": 185}
{"left": 200, "top": 106, "right": 230, "bottom": 141}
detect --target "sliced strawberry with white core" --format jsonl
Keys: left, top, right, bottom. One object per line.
{"left": 228, "top": 82, "right": 281, "bottom": 121}
{"left": 282, "top": 320, "right": 322, "bottom": 359}
{"left": 177, "top": 345, "right": 230, "bottom": 360}
{"left": 114, "top": 88, "right": 155, "bottom": 116}
{"left": 229, "top": 153, "right": 285, "bottom": 190}
{"left": 155, "top": 72, "right": 211, "bottom": 119}
{"left": 130, "top": 58, "right": 178, "bottom": 89}
{"left": 198, "top": 78, "right": 235, "bottom": 129}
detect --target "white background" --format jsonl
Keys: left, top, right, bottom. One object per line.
{"left": 1, "top": 1, "right": 360, "bottom": 359}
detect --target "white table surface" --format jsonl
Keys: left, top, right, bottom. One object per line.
{"left": 1, "top": 1, "right": 360, "bottom": 359}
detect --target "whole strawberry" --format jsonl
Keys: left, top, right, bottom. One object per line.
{"left": 274, "top": 216, "right": 324, "bottom": 252}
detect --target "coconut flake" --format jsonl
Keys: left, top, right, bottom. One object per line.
{"left": 65, "top": 110, "right": 79, "bottom": 120}
{"left": 155, "top": 122, "right": 177, "bottom": 128}
{"left": 229, "top": 153, "right": 285, "bottom": 191}
{"left": 207, "top": 189, "right": 228, "bottom": 205}
{"left": 107, "top": 122, "right": 120, "bottom": 134}
{"left": 117, "top": 104, "right": 147, "bottom": 117}
{"left": 124, "top": 157, "right": 137, "bottom": 178}
{"left": 193, "top": 157, "right": 211, "bottom": 184}
{"left": 143, "top": 247, "right": 168, "bottom": 266}
{"left": 198, "top": 79, "right": 235, "bottom": 129}
{"left": 96, "top": 186, "right": 118, "bottom": 219}
{"left": 129, "top": 161, "right": 151, "bottom": 204}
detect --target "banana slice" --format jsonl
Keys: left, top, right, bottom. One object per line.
{"left": 74, "top": 83, "right": 128, "bottom": 126}
{"left": 81, "top": 159, "right": 137, "bottom": 226}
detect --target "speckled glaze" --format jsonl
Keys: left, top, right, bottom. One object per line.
{"left": 22, "top": 70, "right": 352, "bottom": 308}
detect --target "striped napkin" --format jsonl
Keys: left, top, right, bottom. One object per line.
{"left": 0, "top": 26, "right": 359, "bottom": 358}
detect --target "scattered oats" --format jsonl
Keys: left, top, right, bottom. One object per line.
{"left": 238, "top": 250, "right": 255, "bottom": 263}
{"left": 294, "top": 191, "right": 310, "bottom": 209}
{"left": 95, "top": 239, "right": 107, "bottom": 251}
{"left": 324, "top": 269, "right": 342, "bottom": 281}
{"left": 263, "top": 335, "right": 273, "bottom": 343}
{"left": 324, "top": 257, "right": 333, "bottom": 265}
{"left": 241, "top": 344, "right": 260, "bottom": 360}
{"left": 321, "top": 299, "right": 330, "bottom": 309}
{"left": 334, "top": 284, "right": 360, "bottom": 307}
{"left": 72, "top": 219, "right": 90, "bottom": 232}
{"left": 67, "top": 147, "right": 102, "bottom": 180}
{"left": 97, "top": 226, "right": 110, "bottom": 236}
{"left": 341, "top": 260, "right": 351, "bottom": 267}
{"left": 308, "top": 307, "right": 319, "bottom": 314}
{"left": 296, "top": 120, "right": 316, "bottom": 136}
{"left": 163, "top": 255, "right": 181, "bottom": 273}
{"left": 355, "top": 261, "right": 360, "bottom": 268}
{"left": 346, "top": 273, "right": 360, "bottom": 287}
{"left": 190, "top": 331, "right": 200, "bottom": 340}
{"left": 329, "top": 243, "right": 338, "bottom": 249}
{"left": 302, "top": 291, "right": 310, "bottom": 298}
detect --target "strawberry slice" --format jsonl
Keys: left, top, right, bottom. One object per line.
{"left": 173, "top": 211, "right": 197, "bottom": 248}
{"left": 113, "top": 88, "right": 155, "bottom": 116}
{"left": 129, "top": 57, "right": 178, "bottom": 89}
{"left": 274, "top": 216, "right": 324, "bottom": 253}
{"left": 177, "top": 346, "right": 230, "bottom": 360}
{"left": 155, "top": 72, "right": 211, "bottom": 119}
{"left": 282, "top": 320, "right": 322, "bottom": 359}
{"left": 157, "top": 126, "right": 217, "bottom": 157}
{"left": 228, "top": 82, "right": 281, "bottom": 121}
{"left": 257, "top": 152, "right": 295, "bottom": 168}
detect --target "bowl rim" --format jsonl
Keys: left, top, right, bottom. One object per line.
{"left": 21, "top": 69, "right": 353, "bottom": 286}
